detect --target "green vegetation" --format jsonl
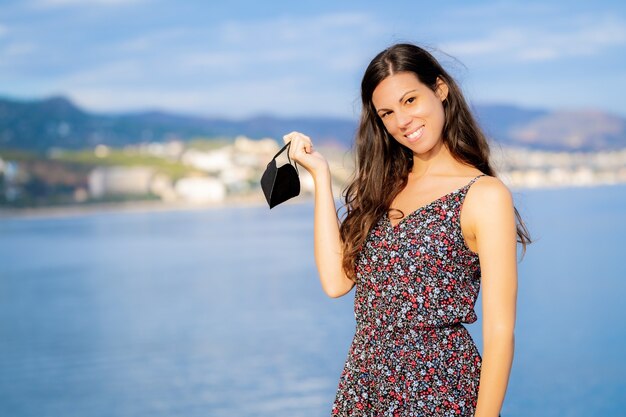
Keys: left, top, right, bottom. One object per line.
{"left": 1, "top": 145, "right": 206, "bottom": 207}
{"left": 186, "top": 137, "right": 233, "bottom": 151}
{"left": 0, "top": 148, "right": 42, "bottom": 161}
{"left": 52, "top": 149, "right": 199, "bottom": 180}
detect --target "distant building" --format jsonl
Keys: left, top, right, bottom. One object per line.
{"left": 181, "top": 148, "right": 232, "bottom": 173}
{"left": 234, "top": 136, "right": 279, "bottom": 154}
{"left": 175, "top": 176, "right": 226, "bottom": 203}
{"left": 88, "top": 166, "right": 155, "bottom": 198}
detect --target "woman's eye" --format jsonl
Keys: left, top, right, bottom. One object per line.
{"left": 380, "top": 111, "right": 391, "bottom": 119}
{"left": 405, "top": 97, "right": 415, "bottom": 104}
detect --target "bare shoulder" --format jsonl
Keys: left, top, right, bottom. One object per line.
{"left": 470, "top": 175, "right": 513, "bottom": 204}
{"left": 464, "top": 175, "right": 514, "bottom": 225}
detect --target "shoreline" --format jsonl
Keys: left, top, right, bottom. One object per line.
{"left": 1, "top": 181, "right": 625, "bottom": 220}
{"left": 0, "top": 194, "right": 278, "bottom": 220}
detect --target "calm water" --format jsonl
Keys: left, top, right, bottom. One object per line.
{"left": 0, "top": 185, "right": 625, "bottom": 417}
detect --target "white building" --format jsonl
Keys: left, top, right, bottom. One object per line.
{"left": 174, "top": 176, "right": 226, "bottom": 204}
{"left": 181, "top": 148, "right": 233, "bottom": 173}
{"left": 88, "top": 166, "right": 155, "bottom": 198}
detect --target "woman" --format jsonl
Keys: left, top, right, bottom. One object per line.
{"left": 283, "top": 43, "right": 530, "bottom": 417}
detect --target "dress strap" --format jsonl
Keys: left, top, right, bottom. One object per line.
{"left": 466, "top": 174, "right": 487, "bottom": 188}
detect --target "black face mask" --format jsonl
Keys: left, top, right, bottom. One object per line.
{"left": 260, "top": 141, "right": 300, "bottom": 209}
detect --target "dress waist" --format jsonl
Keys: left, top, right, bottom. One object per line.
{"left": 355, "top": 320, "right": 465, "bottom": 336}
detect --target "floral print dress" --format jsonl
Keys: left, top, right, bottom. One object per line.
{"left": 332, "top": 174, "right": 487, "bottom": 417}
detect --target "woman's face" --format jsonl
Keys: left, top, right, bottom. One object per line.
{"left": 372, "top": 71, "right": 448, "bottom": 155}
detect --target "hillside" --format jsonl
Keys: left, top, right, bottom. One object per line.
{"left": 0, "top": 95, "right": 624, "bottom": 152}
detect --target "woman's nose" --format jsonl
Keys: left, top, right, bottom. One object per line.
{"left": 396, "top": 109, "right": 412, "bottom": 128}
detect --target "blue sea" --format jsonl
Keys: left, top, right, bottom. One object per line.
{"left": 1, "top": 185, "right": 625, "bottom": 417}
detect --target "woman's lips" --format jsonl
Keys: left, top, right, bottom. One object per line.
{"left": 405, "top": 125, "right": 424, "bottom": 143}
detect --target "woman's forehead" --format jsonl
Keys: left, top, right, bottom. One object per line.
{"left": 372, "top": 72, "right": 425, "bottom": 105}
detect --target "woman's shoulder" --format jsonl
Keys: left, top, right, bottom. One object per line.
{"left": 465, "top": 173, "right": 514, "bottom": 215}
{"left": 471, "top": 174, "right": 512, "bottom": 198}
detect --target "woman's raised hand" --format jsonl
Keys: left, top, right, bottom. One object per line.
{"left": 283, "top": 131, "right": 352, "bottom": 298}
{"left": 282, "top": 131, "right": 329, "bottom": 178}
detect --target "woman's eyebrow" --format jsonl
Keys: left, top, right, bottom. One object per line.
{"left": 376, "top": 89, "right": 419, "bottom": 114}
{"left": 399, "top": 89, "right": 418, "bottom": 103}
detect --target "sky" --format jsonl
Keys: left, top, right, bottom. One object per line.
{"left": 1, "top": 0, "right": 625, "bottom": 119}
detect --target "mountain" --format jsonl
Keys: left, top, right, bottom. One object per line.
{"left": 0, "top": 95, "right": 624, "bottom": 152}
{"left": 504, "top": 110, "right": 626, "bottom": 150}
{"left": 474, "top": 104, "right": 626, "bottom": 151}
{"left": 472, "top": 104, "right": 548, "bottom": 145}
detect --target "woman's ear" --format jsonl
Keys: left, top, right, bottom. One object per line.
{"left": 435, "top": 78, "right": 449, "bottom": 102}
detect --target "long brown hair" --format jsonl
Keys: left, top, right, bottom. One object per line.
{"left": 339, "top": 43, "right": 531, "bottom": 281}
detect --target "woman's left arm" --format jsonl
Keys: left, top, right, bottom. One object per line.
{"left": 470, "top": 178, "right": 518, "bottom": 417}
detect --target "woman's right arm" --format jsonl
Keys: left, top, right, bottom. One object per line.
{"left": 311, "top": 164, "right": 355, "bottom": 298}
{"left": 284, "top": 132, "right": 355, "bottom": 298}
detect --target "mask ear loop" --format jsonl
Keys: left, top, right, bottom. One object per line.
{"left": 273, "top": 141, "right": 299, "bottom": 174}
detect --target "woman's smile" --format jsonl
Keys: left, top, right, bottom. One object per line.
{"left": 405, "top": 125, "right": 425, "bottom": 142}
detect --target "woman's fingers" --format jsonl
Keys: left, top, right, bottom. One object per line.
{"left": 282, "top": 131, "right": 313, "bottom": 161}
{"left": 281, "top": 131, "right": 329, "bottom": 176}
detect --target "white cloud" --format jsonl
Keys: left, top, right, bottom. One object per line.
{"left": 66, "top": 87, "right": 212, "bottom": 114}
{"left": 76, "top": 11, "right": 384, "bottom": 100}
{"left": 64, "top": 73, "right": 356, "bottom": 118}
{"left": 59, "top": 55, "right": 360, "bottom": 116}
{"left": 177, "top": 51, "right": 248, "bottom": 72}
{"left": 114, "top": 28, "right": 191, "bottom": 53}
{"left": 215, "top": 12, "right": 385, "bottom": 70}
{"left": 99, "top": 12, "right": 382, "bottom": 79}
{"left": 442, "top": 15, "right": 626, "bottom": 63}
{"left": 2, "top": 9, "right": 386, "bottom": 117}
{"left": 33, "top": 0, "right": 146, "bottom": 8}
{"left": 3, "top": 42, "right": 37, "bottom": 57}
{"left": 449, "top": 2, "right": 557, "bottom": 20}
{"left": 0, "top": 34, "right": 37, "bottom": 68}
{"left": 57, "top": 60, "right": 144, "bottom": 85}
{"left": 2, "top": 2, "right": 624, "bottom": 118}
{"left": 225, "top": 12, "right": 383, "bottom": 44}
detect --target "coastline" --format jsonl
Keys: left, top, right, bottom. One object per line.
{"left": 0, "top": 193, "right": 276, "bottom": 220}
{"left": 1, "top": 181, "right": 625, "bottom": 221}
